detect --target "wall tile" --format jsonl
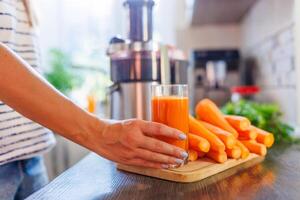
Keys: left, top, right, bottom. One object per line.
{"left": 245, "top": 25, "right": 296, "bottom": 122}
{"left": 255, "top": 88, "right": 297, "bottom": 122}
{"left": 278, "top": 28, "right": 293, "bottom": 45}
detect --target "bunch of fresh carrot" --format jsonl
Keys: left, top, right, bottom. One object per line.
{"left": 187, "top": 99, "right": 275, "bottom": 163}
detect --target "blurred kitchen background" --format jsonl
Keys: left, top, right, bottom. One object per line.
{"left": 33, "top": 0, "right": 299, "bottom": 179}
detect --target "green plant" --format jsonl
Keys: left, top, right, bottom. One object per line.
{"left": 45, "top": 49, "right": 82, "bottom": 95}
{"left": 222, "top": 100, "right": 298, "bottom": 144}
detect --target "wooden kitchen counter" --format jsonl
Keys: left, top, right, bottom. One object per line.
{"left": 27, "top": 144, "right": 300, "bottom": 200}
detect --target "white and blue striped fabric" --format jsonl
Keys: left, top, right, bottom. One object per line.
{"left": 0, "top": 0, "right": 55, "bottom": 165}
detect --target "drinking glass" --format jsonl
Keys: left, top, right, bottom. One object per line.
{"left": 151, "top": 84, "right": 189, "bottom": 165}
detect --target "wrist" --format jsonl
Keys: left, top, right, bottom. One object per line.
{"left": 82, "top": 116, "right": 122, "bottom": 154}
{"left": 83, "top": 115, "right": 108, "bottom": 150}
{"left": 63, "top": 110, "right": 106, "bottom": 151}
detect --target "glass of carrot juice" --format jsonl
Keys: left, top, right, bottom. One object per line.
{"left": 151, "top": 84, "right": 189, "bottom": 165}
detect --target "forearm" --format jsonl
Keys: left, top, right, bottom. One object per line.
{"left": 0, "top": 43, "right": 191, "bottom": 169}
{"left": 0, "top": 43, "right": 189, "bottom": 169}
{"left": 0, "top": 43, "right": 105, "bottom": 149}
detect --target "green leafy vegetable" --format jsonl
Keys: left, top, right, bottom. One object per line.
{"left": 222, "top": 100, "right": 297, "bottom": 144}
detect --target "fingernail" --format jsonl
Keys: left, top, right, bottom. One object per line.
{"left": 181, "top": 151, "right": 188, "bottom": 159}
{"left": 175, "top": 159, "right": 184, "bottom": 164}
{"left": 161, "top": 164, "right": 169, "bottom": 169}
{"left": 179, "top": 133, "right": 187, "bottom": 140}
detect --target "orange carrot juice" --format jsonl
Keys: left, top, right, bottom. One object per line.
{"left": 151, "top": 96, "right": 189, "bottom": 150}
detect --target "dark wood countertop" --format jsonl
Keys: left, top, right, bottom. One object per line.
{"left": 27, "top": 144, "right": 300, "bottom": 200}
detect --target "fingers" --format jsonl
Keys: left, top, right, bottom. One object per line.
{"left": 135, "top": 148, "right": 184, "bottom": 166}
{"left": 126, "top": 158, "right": 167, "bottom": 169}
{"left": 140, "top": 136, "right": 188, "bottom": 160}
{"left": 140, "top": 121, "right": 187, "bottom": 140}
{"left": 115, "top": 119, "right": 188, "bottom": 169}
{"left": 115, "top": 145, "right": 182, "bottom": 169}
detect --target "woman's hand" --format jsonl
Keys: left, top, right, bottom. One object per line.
{"left": 0, "top": 44, "right": 187, "bottom": 169}
{"left": 90, "top": 119, "right": 188, "bottom": 169}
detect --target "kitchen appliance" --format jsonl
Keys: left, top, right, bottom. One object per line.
{"left": 107, "top": 0, "right": 189, "bottom": 120}
{"left": 192, "top": 49, "right": 240, "bottom": 107}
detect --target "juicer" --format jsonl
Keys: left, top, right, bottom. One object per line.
{"left": 107, "top": 0, "right": 189, "bottom": 120}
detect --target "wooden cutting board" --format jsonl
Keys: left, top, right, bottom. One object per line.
{"left": 117, "top": 153, "right": 264, "bottom": 183}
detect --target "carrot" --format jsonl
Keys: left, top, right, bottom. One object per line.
{"left": 188, "top": 149, "right": 198, "bottom": 161}
{"left": 226, "top": 145, "right": 241, "bottom": 159}
{"left": 189, "top": 115, "right": 225, "bottom": 152}
{"left": 224, "top": 115, "right": 251, "bottom": 131}
{"left": 195, "top": 99, "right": 238, "bottom": 138}
{"left": 238, "top": 129, "right": 257, "bottom": 140}
{"left": 236, "top": 140, "right": 250, "bottom": 159}
{"left": 197, "top": 151, "right": 206, "bottom": 158}
{"left": 251, "top": 126, "right": 275, "bottom": 148}
{"left": 188, "top": 133, "right": 210, "bottom": 153}
{"left": 206, "top": 150, "right": 227, "bottom": 163}
{"left": 200, "top": 121, "right": 237, "bottom": 149}
{"left": 240, "top": 140, "right": 267, "bottom": 156}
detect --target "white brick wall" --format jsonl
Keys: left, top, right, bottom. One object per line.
{"left": 241, "top": 0, "right": 296, "bottom": 123}
{"left": 248, "top": 26, "right": 296, "bottom": 88}
{"left": 246, "top": 26, "right": 296, "bottom": 122}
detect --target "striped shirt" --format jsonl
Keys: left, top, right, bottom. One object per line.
{"left": 0, "top": 0, "right": 55, "bottom": 165}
